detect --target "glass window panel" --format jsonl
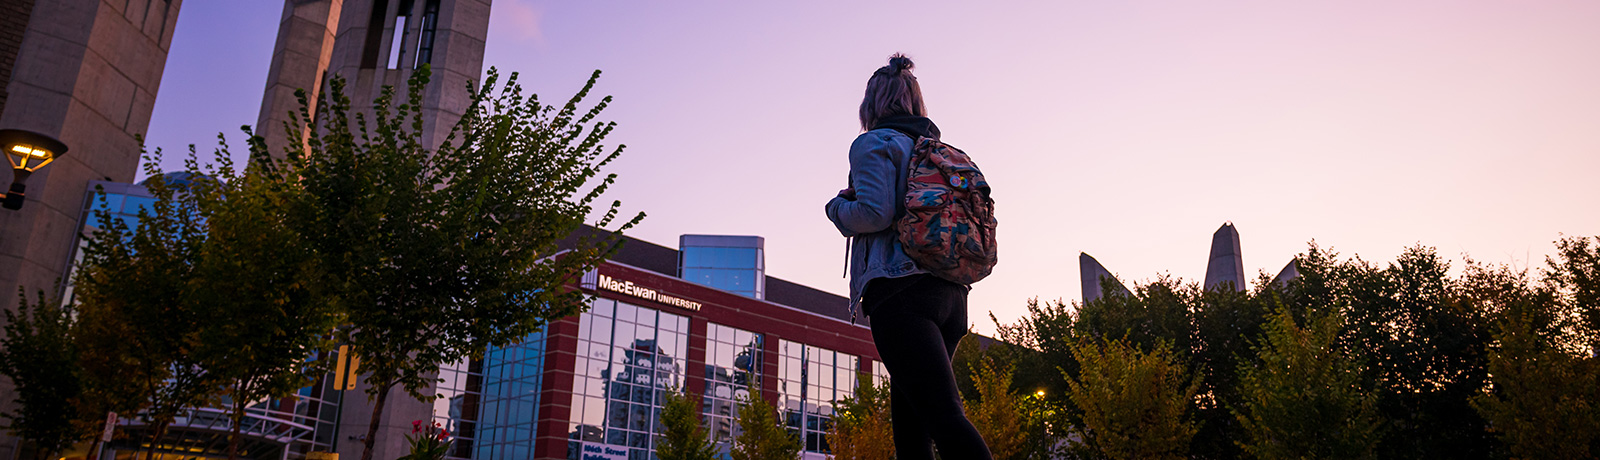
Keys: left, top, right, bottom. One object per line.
{"left": 97, "top": 193, "right": 126, "bottom": 214}
{"left": 605, "top": 427, "right": 626, "bottom": 445}
{"left": 615, "top": 303, "right": 636, "bottom": 324}
{"left": 629, "top": 404, "right": 649, "bottom": 431}
{"left": 635, "top": 308, "right": 656, "bottom": 329}
{"left": 122, "top": 196, "right": 156, "bottom": 215}
{"left": 592, "top": 298, "right": 615, "bottom": 317}
{"left": 612, "top": 323, "right": 635, "bottom": 349}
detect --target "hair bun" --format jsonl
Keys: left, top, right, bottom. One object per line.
{"left": 888, "top": 54, "right": 914, "bottom": 72}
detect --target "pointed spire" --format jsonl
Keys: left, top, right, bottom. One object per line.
{"left": 1204, "top": 222, "right": 1246, "bottom": 292}
{"left": 1270, "top": 259, "right": 1301, "bottom": 288}
{"left": 1080, "top": 252, "right": 1131, "bottom": 303}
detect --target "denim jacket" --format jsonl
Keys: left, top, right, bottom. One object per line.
{"left": 825, "top": 127, "right": 930, "bottom": 320}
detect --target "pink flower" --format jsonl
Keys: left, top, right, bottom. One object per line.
{"left": 438, "top": 429, "right": 449, "bottom": 440}
{"left": 412, "top": 420, "right": 423, "bottom": 433}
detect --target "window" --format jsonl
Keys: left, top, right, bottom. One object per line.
{"left": 702, "top": 324, "right": 763, "bottom": 450}
{"left": 777, "top": 341, "right": 858, "bottom": 455}
{"left": 679, "top": 235, "right": 766, "bottom": 299}
{"left": 474, "top": 329, "right": 546, "bottom": 460}
{"left": 413, "top": 0, "right": 440, "bottom": 68}
{"left": 567, "top": 298, "right": 690, "bottom": 460}
{"left": 871, "top": 360, "right": 890, "bottom": 388}
{"left": 433, "top": 357, "right": 482, "bottom": 459}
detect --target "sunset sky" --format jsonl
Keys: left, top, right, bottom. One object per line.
{"left": 146, "top": 1, "right": 1600, "bottom": 335}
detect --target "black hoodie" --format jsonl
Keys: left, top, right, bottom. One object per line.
{"left": 872, "top": 114, "right": 941, "bottom": 140}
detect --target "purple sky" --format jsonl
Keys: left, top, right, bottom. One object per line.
{"left": 146, "top": 1, "right": 1600, "bottom": 336}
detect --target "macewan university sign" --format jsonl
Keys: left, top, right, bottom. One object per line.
{"left": 595, "top": 274, "right": 704, "bottom": 311}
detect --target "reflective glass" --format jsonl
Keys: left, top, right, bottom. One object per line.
{"left": 702, "top": 324, "right": 763, "bottom": 449}
{"left": 475, "top": 328, "right": 545, "bottom": 460}
{"left": 569, "top": 300, "right": 687, "bottom": 457}
{"left": 777, "top": 340, "right": 858, "bottom": 454}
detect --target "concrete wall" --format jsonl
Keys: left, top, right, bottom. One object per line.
{"left": 258, "top": 0, "right": 490, "bottom": 157}
{"left": 0, "top": 1, "right": 184, "bottom": 457}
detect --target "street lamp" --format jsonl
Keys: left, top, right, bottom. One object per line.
{"left": 0, "top": 129, "right": 68, "bottom": 210}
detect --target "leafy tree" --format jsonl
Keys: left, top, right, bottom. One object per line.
{"left": 1284, "top": 244, "right": 1493, "bottom": 459}
{"left": 1065, "top": 337, "right": 1199, "bottom": 460}
{"left": 990, "top": 299, "right": 1078, "bottom": 412}
{"left": 1074, "top": 276, "right": 1194, "bottom": 357}
{"left": 73, "top": 154, "right": 220, "bottom": 459}
{"left": 0, "top": 289, "right": 87, "bottom": 459}
{"left": 827, "top": 373, "right": 894, "bottom": 460}
{"left": 730, "top": 389, "right": 800, "bottom": 460}
{"left": 278, "top": 65, "right": 643, "bottom": 460}
{"left": 1190, "top": 279, "right": 1272, "bottom": 459}
{"left": 963, "top": 357, "right": 1030, "bottom": 460}
{"left": 1233, "top": 307, "right": 1382, "bottom": 460}
{"left": 1547, "top": 235, "right": 1600, "bottom": 355}
{"left": 1470, "top": 260, "right": 1600, "bottom": 459}
{"left": 657, "top": 386, "right": 717, "bottom": 460}
{"left": 182, "top": 138, "right": 340, "bottom": 460}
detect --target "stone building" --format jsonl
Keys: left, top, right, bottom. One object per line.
{"left": 0, "top": 0, "right": 491, "bottom": 458}
{"left": 0, "top": 1, "right": 184, "bottom": 458}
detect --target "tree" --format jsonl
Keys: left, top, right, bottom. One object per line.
{"left": 990, "top": 299, "right": 1078, "bottom": 413}
{"left": 827, "top": 373, "right": 893, "bottom": 460}
{"left": 1065, "top": 337, "right": 1199, "bottom": 460}
{"left": 0, "top": 289, "right": 87, "bottom": 459}
{"left": 73, "top": 154, "right": 221, "bottom": 459}
{"left": 1470, "top": 260, "right": 1600, "bottom": 459}
{"left": 1074, "top": 276, "right": 1194, "bottom": 357}
{"left": 279, "top": 66, "right": 643, "bottom": 460}
{"left": 1547, "top": 235, "right": 1600, "bottom": 356}
{"left": 730, "top": 389, "right": 800, "bottom": 460}
{"left": 964, "top": 357, "right": 1030, "bottom": 460}
{"left": 1190, "top": 278, "right": 1272, "bottom": 460}
{"left": 1281, "top": 243, "right": 1494, "bottom": 459}
{"left": 657, "top": 386, "right": 717, "bottom": 460}
{"left": 182, "top": 138, "right": 340, "bottom": 460}
{"left": 1233, "top": 307, "right": 1382, "bottom": 460}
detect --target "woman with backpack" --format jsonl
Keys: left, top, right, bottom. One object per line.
{"left": 824, "top": 54, "right": 995, "bottom": 460}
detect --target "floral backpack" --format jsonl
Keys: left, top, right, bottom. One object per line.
{"left": 896, "top": 137, "right": 998, "bottom": 284}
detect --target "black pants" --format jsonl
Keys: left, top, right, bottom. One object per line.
{"left": 865, "top": 275, "right": 994, "bottom": 460}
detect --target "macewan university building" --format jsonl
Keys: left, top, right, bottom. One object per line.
{"left": 470, "top": 229, "right": 885, "bottom": 460}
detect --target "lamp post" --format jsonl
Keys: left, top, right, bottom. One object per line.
{"left": 0, "top": 129, "right": 69, "bottom": 210}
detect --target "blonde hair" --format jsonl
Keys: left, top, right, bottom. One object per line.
{"left": 859, "top": 53, "right": 926, "bottom": 131}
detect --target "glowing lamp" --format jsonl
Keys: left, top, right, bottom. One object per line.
{"left": 0, "top": 129, "right": 68, "bottom": 210}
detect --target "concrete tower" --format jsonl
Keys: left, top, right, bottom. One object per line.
{"left": 1204, "top": 222, "right": 1246, "bottom": 292}
{"left": 0, "top": 1, "right": 184, "bottom": 458}
{"left": 257, "top": 0, "right": 490, "bottom": 157}
{"left": 254, "top": 1, "right": 492, "bottom": 458}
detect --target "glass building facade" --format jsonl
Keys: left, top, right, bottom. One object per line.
{"left": 679, "top": 235, "right": 765, "bottom": 299}
{"left": 475, "top": 329, "right": 547, "bottom": 459}
{"left": 701, "top": 324, "right": 764, "bottom": 450}
{"left": 777, "top": 340, "right": 860, "bottom": 456}
{"left": 63, "top": 180, "right": 160, "bottom": 304}
{"left": 63, "top": 198, "right": 877, "bottom": 460}
{"left": 567, "top": 298, "right": 690, "bottom": 460}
